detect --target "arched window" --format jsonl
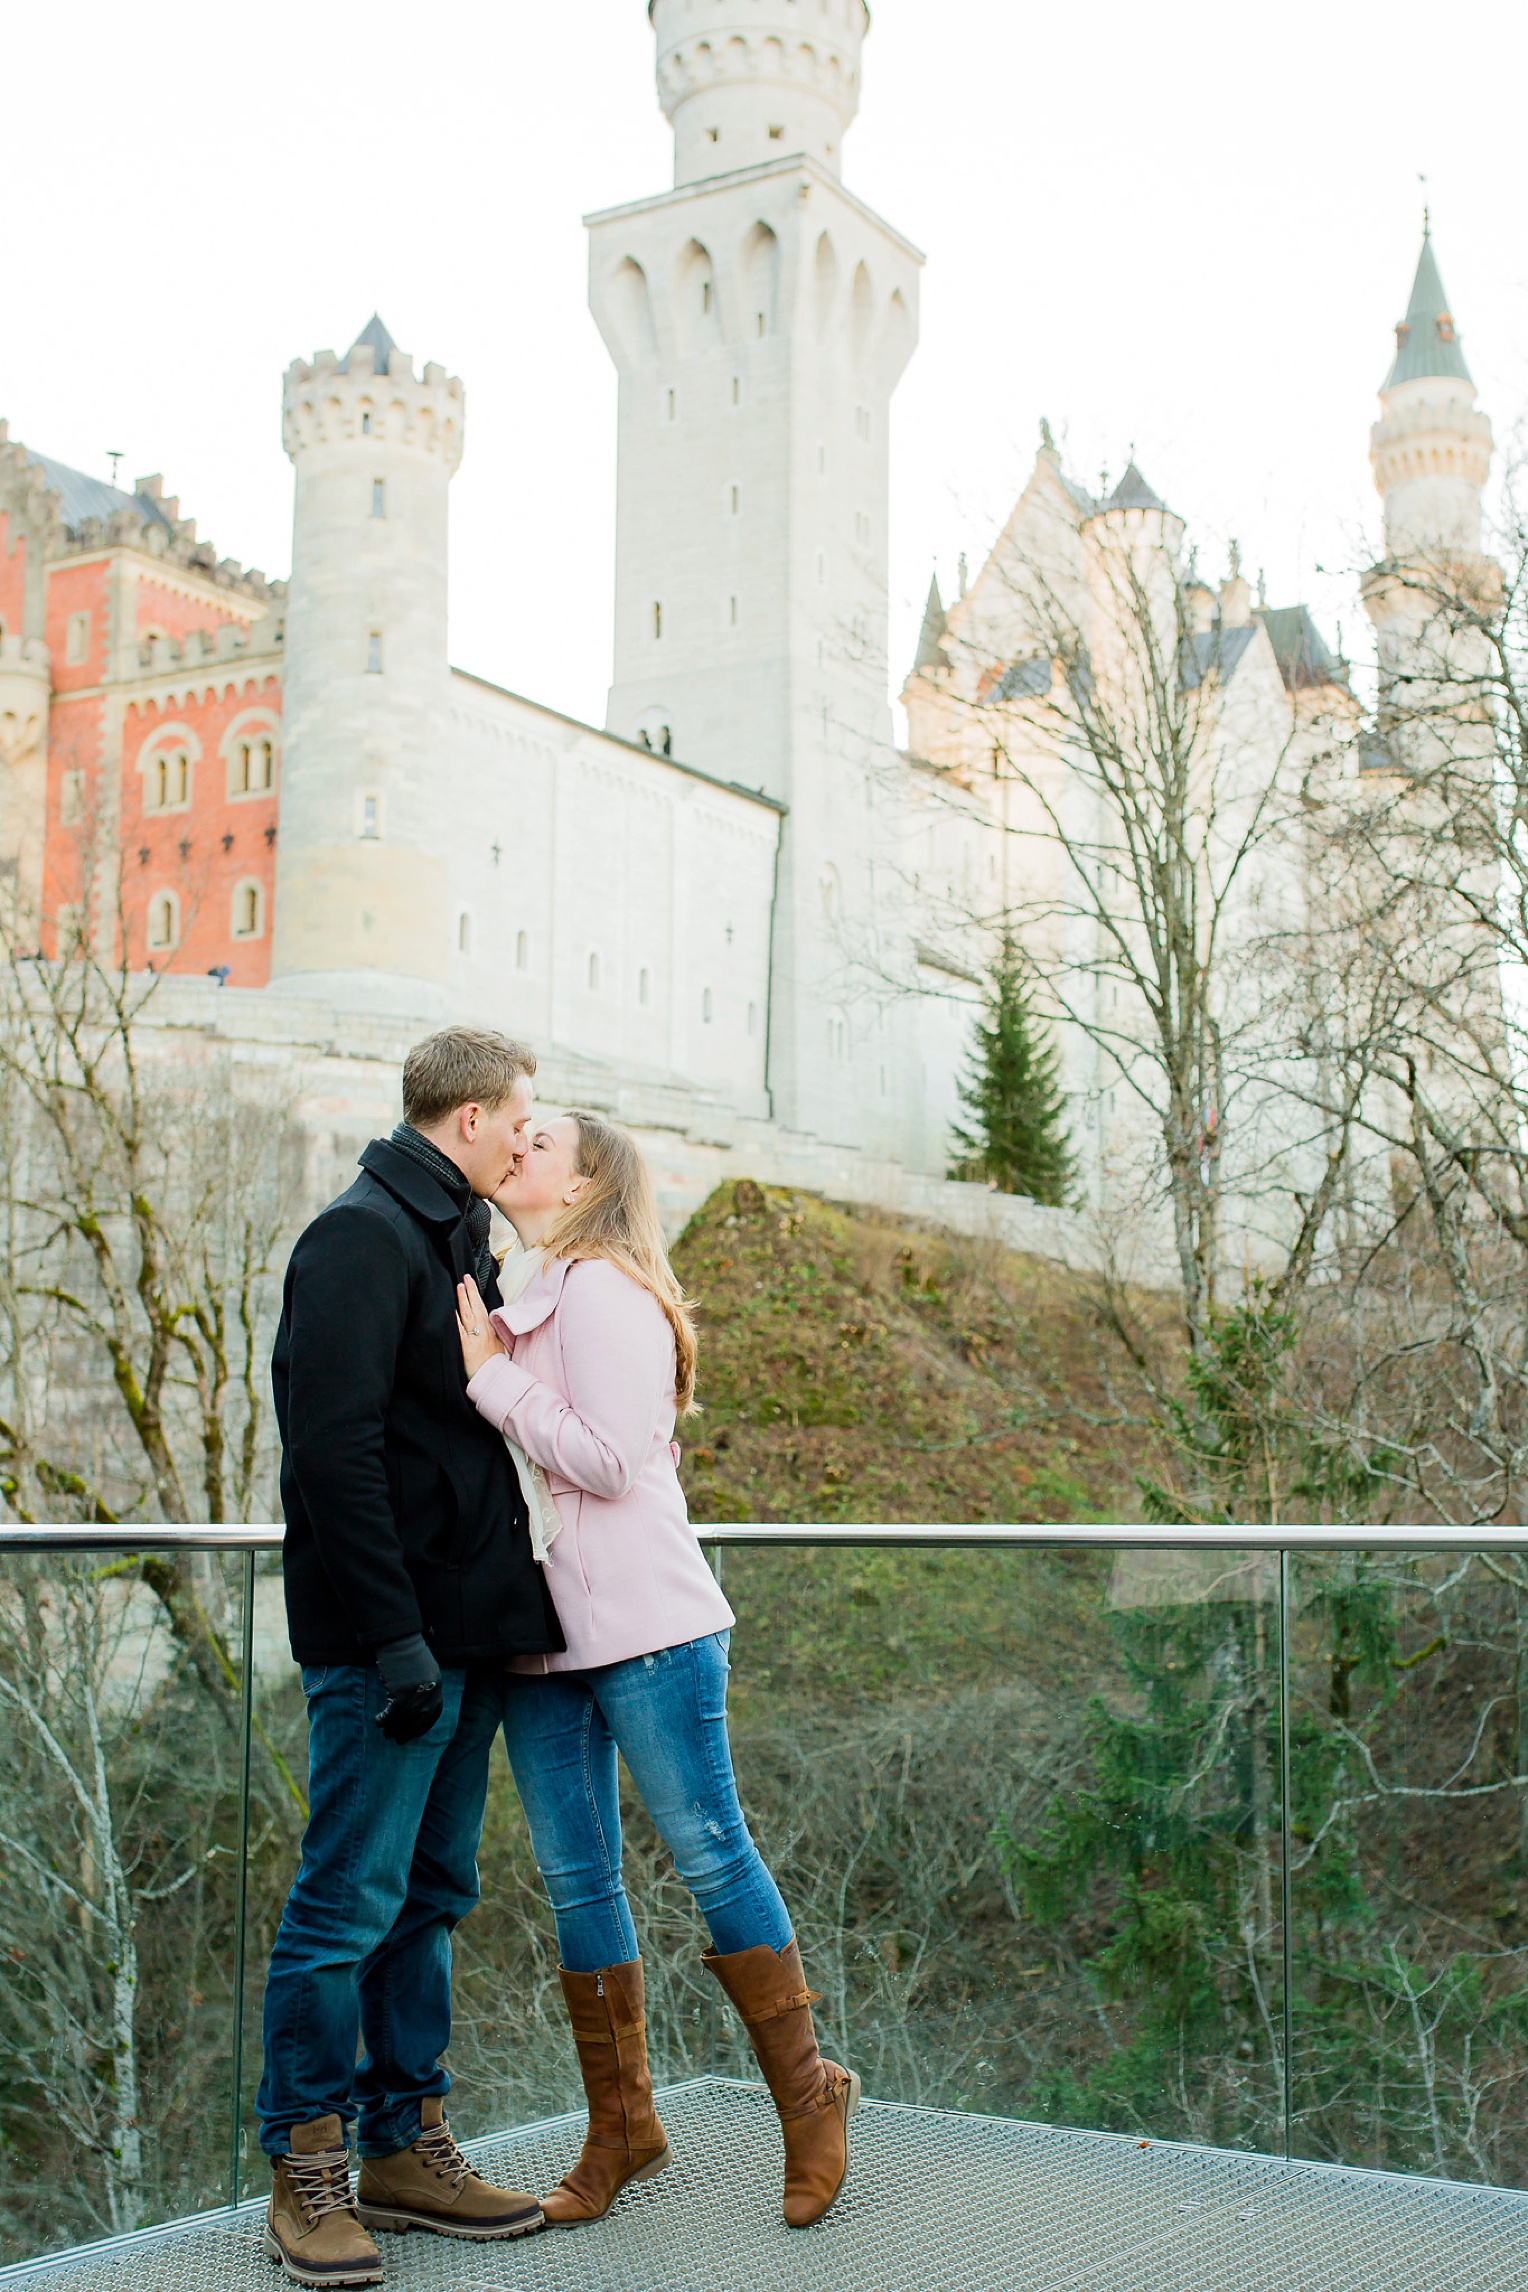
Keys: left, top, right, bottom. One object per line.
{"left": 515, "top": 930, "right": 529, "bottom": 971}
{"left": 371, "top": 479, "right": 386, "bottom": 518}
{"left": 231, "top": 880, "right": 263, "bottom": 939}
{"left": 457, "top": 911, "right": 472, "bottom": 954}
{"left": 144, "top": 745, "right": 191, "bottom": 812}
{"left": 230, "top": 731, "right": 275, "bottom": 796}
{"left": 146, "top": 890, "right": 179, "bottom": 953}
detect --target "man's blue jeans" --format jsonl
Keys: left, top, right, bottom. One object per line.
{"left": 499, "top": 1631, "right": 792, "bottom": 1973}
{"left": 257, "top": 1663, "right": 503, "bottom": 2157}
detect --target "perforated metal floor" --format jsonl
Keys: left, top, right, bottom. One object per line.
{"left": 5, "top": 2079, "right": 1528, "bottom": 2292}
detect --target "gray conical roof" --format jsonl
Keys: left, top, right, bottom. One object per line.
{"left": 913, "top": 573, "right": 948, "bottom": 675}
{"left": 1103, "top": 461, "right": 1168, "bottom": 515}
{"left": 345, "top": 314, "right": 397, "bottom": 375}
{"left": 1383, "top": 232, "right": 1472, "bottom": 390}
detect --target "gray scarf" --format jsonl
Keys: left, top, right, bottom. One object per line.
{"left": 389, "top": 1124, "right": 495, "bottom": 1289}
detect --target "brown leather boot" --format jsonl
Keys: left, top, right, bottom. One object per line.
{"left": 264, "top": 2115, "right": 383, "bottom": 2287}
{"left": 703, "top": 1937, "right": 860, "bottom": 2228}
{"left": 541, "top": 1960, "right": 672, "bottom": 2226}
{"left": 355, "top": 2098, "right": 543, "bottom": 2240}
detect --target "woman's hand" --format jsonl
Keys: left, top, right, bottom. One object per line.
{"left": 456, "top": 1275, "right": 508, "bottom": 1380}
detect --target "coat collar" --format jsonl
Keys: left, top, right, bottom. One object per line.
{"left": 490, "top": 1255, "right": 570, "bottom": 1338}
{"left": 359, "top": 1137, "right": 468, "bottom": 1228}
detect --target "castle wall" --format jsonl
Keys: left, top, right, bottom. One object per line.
{"left": 439, "top": 671, "right": 781, "bottom": 1119}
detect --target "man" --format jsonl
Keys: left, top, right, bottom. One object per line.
{"left": 260, "top": 1027, "right": 563, "bottom": 2286}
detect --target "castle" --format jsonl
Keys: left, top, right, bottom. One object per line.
{"left": 0, "top": 1, "right": 1497, "bottom": 1247}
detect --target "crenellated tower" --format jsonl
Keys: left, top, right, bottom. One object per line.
{"left": 654, "top": 0, "right": 868, "bottom": 186}
{"left": 271, "top": 317, "right": 464, "bottom": 1008}
{"left": 590, "top": 0, "right": 920, "bottom": 1141}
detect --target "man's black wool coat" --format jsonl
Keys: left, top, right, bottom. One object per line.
{"left": 272, "top": 1137, "right": 565, "bottom": 1668}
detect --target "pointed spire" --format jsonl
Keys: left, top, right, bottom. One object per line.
{"left": 345, "top": 314, "right": 397, "bottom": 376}
{"left": 1102, "top": 461, "right": 1168, "bottom": 515}
{"left": 914, "top": 574, "right": 948, "bottom": 675}
{"left": 1382, "top": 228, "right": 1472, "bottom": 390}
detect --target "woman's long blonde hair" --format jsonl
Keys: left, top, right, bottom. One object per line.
{"left": 539, "top": 1111, "right": 698, "bottom": 1413}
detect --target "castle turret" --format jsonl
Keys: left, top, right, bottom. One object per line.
{"left": 653, "top": 0, "right": 868, "bottom": 187}
{"left": 1363, "top": 227, "right": 1496, "bottom": 773}
{"left": 270, "top": 318, "right": 464, "bottom": 1008}
{"left": 1369, "top": 226, "right": 1492, "bottom": 560}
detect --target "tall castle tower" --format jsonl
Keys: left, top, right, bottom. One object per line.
{"left": 1363, "top": 228, "right": 1495, "bottom": 775}
{"left": 271, "top": 318, "right": 464, "bottom": 1008}
{"left": 1369, "top": 226, "right": 1492, "bottom": 564}
{"left": 587, "top": 0, "right": 922, "bottom": 1140}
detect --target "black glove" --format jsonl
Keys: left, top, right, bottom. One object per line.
{"left": 374, "top": 1633, "right": 443, "bottom": 1744}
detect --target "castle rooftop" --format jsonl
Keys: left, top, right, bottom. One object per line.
{"left": 23, "top": 450, "right": 175, "bottom": 542}
{"left": 1383, "top": 228, "right": 1473, "bottom": 390}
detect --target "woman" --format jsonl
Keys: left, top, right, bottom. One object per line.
{"left": 454, "top": 1112, "right": 857, "bottom": 2232}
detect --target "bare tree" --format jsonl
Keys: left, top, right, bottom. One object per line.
{"left": 901, "top": 468, "right": 1366, "bottom": 1380}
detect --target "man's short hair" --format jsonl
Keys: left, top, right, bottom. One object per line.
{"left": 402, "top": 1028, "right": 537, "bottom": 1129}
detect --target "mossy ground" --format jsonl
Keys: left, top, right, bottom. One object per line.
{"left": 673, "top": 1178, "right": 1158, "bottom": 1533}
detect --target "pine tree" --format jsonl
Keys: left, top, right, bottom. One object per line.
{"left": 949, "top": 938, "right": 1073, "bottom": 1204}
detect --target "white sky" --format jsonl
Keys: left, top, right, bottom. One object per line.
{"left": 7, "top": 0, "right": 1528, "bottom": 735}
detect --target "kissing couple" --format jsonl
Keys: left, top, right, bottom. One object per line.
{"left": 255, "top": 1027, "right": 858, "bottom": 2285}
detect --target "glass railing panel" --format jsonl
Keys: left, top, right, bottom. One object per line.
{"left": 711, "top": 1541, "right": 1286, "bottom": 2155}
{"left": 0, "top": 1544, "right": 251, "bottom": 2263}
{"left": 1289, "top": 1548, "right": 1528, "bottom": 2186}
{"left": 236, "top": 1561, "right": 592, "bottom": 2165}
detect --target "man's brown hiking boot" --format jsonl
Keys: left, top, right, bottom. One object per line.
{"left": 264, "top": 2116, "right": 383, "bottom": 2287}
{"left": 356, "top": 2098, "right": 544, "bottom": 2240}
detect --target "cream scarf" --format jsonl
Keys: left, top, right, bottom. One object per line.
{"left": 494, "top": 1242, "right": 564, "bottom": 1564}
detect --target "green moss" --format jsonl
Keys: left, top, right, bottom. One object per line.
{"left": 674, "top": 1181, "right": 1156, "bottom": 1532}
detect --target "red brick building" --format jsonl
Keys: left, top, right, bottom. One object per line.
{"left": 0, "top": 431, "right": 283, "bottom": 986}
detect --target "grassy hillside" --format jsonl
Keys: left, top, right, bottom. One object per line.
{"left": 672, "top": 1177, "right": 1157, "bottom": 1530}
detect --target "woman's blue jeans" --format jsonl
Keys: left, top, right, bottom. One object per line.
{"left": 499, "top": 1632, "right": 792, "bottom": 1972}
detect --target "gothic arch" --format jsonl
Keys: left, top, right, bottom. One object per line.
{"left": 813, "top": 231, "right": 839, "bottom": 335}
{"left": 608, "top": 257, "right": 660, "bottom": 367}
{"left": 742, "top": 222, "right": 780, "bottom": 339}
{"left": 849, "top": 259, "right": 875, "bottom": 364}
{"left": 674, "top": 238, "right": 721, "bottom": 354}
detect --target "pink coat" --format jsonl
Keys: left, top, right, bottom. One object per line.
{"left": 465, "top": 1255, "right": 734, "bottom": 1672}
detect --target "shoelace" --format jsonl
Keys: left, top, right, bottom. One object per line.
{"left": 286, "top": 2147, "right": 357, "bottom": 2226}
{"left": 415, "top": 2119, "right": 472, "bottom": 2192}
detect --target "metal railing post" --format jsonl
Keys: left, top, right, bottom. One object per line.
{"left": 228, "top": 1548, "right": 257, "bottom": 2209}
{"left": 1279, "top": 1545, "right": 1295, "bottom": 2164}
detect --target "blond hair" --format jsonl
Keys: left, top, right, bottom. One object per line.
{"left": 403, "top": 1027, "right": 536, "bottom": 1128}
{"left": 541, "top": 1112, "right": 698, "bottom": 1414}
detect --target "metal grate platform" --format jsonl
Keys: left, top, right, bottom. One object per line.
{"left": 6, "top": 2079, "right": 1528, "bottom": 2292}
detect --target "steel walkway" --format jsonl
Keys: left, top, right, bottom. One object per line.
{"left": 6, "top": 2078, "right": 1527, "bottom": 2292}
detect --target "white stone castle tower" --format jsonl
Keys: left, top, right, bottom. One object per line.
{"left": 1364, "top": 224, "right": 1494, "bottom": 715}
{"left": 272, "top": 317, "right": 464, "bottom": 1009}
{"left": 588, "top": 0, "right": 922, "bottom": 1141}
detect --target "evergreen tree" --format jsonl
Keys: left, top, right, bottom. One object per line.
{"left": 949, "top": 938, "right": 1073, "bottom": 1204}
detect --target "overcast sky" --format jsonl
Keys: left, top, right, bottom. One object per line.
{"left": 7, "top": 0, "right": 1528, "bottom": 735}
